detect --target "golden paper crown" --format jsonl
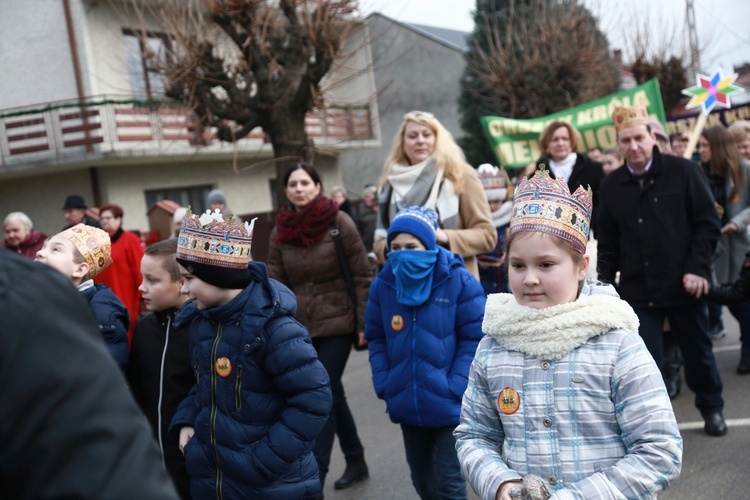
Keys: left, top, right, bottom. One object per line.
{"left": 509, "top": 168, "right": 593, "bottom": 254}
{"left": 59, "top": 223, "right": 113, "bottom": 278}
{"left": 176, "top": 209, "right": 256, "bottom": 269}
{"left": 611, "top": 105, "right": 649, "bottom": 133}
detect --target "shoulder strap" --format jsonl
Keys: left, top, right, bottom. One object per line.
{"left": 330, "top": 223, "right": 357, "bottom": 308}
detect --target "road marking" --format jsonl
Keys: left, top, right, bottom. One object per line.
{"left": 678, "top": 417, "right": 750, "bottom": 430}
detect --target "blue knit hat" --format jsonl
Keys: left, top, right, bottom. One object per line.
{"left": 387, "top": 206, "right": 439, "bottom": 250}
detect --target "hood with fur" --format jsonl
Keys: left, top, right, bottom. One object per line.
{"left": 482, "top": 280, "right": 639, "bottom": 360}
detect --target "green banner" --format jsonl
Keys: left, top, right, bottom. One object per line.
{"left": 481, "top": 79, "right": 666, "bottom": 168}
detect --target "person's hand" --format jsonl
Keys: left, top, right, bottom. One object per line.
{"left": 721, "top": 222, "right": 739, "bottom": 234}
{"left": 356, "top": 331, "right": 367, "bottom": 349}
{"left": 521, "top": 474, "right": 552, "bottom": 499}
{"left": 683, "top": 273, "right": 709, "bottom": 298}
{"left": 179, "top": 426, "right": 195, "bottom": 454}
{"left": 495, "top": 480, "right": 523, "bottom": 500}
{"left": 436, "top": 228, "right": 449, "bottom": 245}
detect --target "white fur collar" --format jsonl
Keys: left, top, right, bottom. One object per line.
{"left": 482, "top": 284, "right": 639, "bottom": 360}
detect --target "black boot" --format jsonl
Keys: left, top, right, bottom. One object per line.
{"left": 333, "top": 458, "right": 369, "bottom": 490}
{"left": 662, "top": 333, "right": 683, "bottom": 399}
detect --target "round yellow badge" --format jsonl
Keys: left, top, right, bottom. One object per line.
{"left": 497, "top": 387, "right": 520, "bottom": 415}
{"left": 215, "top": 357, "right": 232, "bottom": 378}
{"left": 391, "top": 314, "right": 404, "bottom": 331}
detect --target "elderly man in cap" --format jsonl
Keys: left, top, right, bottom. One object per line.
{"left": 597, "top": 105, "right": 727, "bottom": 436}
{"left": 62, "top": 195, "right": 101, "bottom": 230}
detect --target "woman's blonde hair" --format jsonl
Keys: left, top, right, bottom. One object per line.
{"left": 539, "top": 121, "right": 582, "bottom": 156}
{"left": 379, "top": 111, "right": 468, "bottom": 193}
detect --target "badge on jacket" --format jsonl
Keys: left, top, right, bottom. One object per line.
{"left": 498, "top": 387, "right": 520, "bottom": 415}
{"left": 391, "top": 314, "right": 404, "bottom": 331}
{"left": 215, "top": 357, "right": 232, "bottom": 377}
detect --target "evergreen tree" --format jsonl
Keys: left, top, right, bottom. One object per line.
{"left": 459, "top": 0, "right": 620, "bottom": 167}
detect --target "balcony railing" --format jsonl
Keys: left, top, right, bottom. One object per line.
{"left": 0, "top": 97, "right": 373, "bottom": 168}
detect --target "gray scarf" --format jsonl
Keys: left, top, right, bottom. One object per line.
{"left": 375, "top": 158, "right": 459, "bottom": 241}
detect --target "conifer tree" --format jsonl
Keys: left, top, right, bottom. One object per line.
{"left": 459, "top": 0, "right": 620, "bottom": 167}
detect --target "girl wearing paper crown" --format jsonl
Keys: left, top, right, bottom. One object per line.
{"left": 365, "top": 206, "right": 485, "bottom": 500}
{"left": 454, "top": 170, "right": 682, "bottom": 500}
{"left": 476, "top": 164, "right": 514, "bottom": 294}
{"left": 169, "top": 209, "right": 333, "bottom": 499}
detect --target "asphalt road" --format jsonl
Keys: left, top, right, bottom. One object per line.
{"left": 322, "top": 308, "right": 750, "bottom": 500}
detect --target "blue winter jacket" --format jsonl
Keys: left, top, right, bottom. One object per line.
{"left": 365, "top": 247, "right": 485, "bottom": 427}
{"left": 81, "top": 282, "right": 129, "bottom": 371}
{"left": 170, "top": 262, "right": 332, "bottom": 500}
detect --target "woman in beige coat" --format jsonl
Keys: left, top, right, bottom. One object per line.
{"left": 373, "top": 111, "right": 496, "bottom": 279}
{"left": 267, "top": 162, "right": 373, "bottom": 495}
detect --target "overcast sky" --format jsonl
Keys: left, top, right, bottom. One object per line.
{"left": 360, "top": 0, "right": 750, "bottom": 73}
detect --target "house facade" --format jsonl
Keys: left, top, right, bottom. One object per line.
{"left": 0, "top": 0, "right": 379, "bottom": 236}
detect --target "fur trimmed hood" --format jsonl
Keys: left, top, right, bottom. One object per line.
{"left": 482, "top": 281, "right": 639, "bottom": 360}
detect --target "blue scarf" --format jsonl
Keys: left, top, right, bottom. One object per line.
{"left": 389, "top": 249, "right": 439, "bottom": 306}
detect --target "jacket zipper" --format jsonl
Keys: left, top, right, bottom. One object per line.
{"left": 156, "top": 315, "right": 172, "bottom": 472}
{"left": 210, "top": 323, "right": 224, "bottom": 499}
{"left": 235, "top": 365, "right": 242, "bottom": 411}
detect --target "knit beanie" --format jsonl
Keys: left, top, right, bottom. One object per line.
{"left": 206, "top": 189, "right": 228, "bottom": 206}
{"left": 387, "top": 206, "right": 438, "bottom": 250}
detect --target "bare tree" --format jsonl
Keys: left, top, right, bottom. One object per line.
{"left": 119, "top": 0, "right": 358, "bottom": 204}
{"left": 590, "top": 2, "right": 716, "bottom": 115}
{"left": 459, "top": 0, "right": 620, "bottom": 166}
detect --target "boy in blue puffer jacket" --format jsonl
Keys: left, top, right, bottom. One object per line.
{"left": 169, "top": 209, "right": 332, "bottom": 500}
{"left": 364, "top": 206, "right": 485, "bottom": 500}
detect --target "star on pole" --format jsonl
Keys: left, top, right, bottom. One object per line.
{"left": 682, "top": 69, "right": 744, "bottom": 114}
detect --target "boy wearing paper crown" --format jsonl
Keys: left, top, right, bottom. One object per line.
{"left": 169, "top": 209, "right": 332, "bottom": 499}
{"left": 597, "top": 104, "right": 726, "bottom": 437}
{"left": 454, "top": 170, "right": 682, "bottom": 500}
{"left": 365, "top": 206, "right": 485, "bottom": 500}
{"left": 35, "top": 223, "right": 129, "bottom": 370}
{"left": 477, "top": 164, "right": 514, "bottom": 294}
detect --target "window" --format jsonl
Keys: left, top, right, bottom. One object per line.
{"left": 123, "top": 30, "right": 172, "bottom": 99}
{"left": 145, "top": 185, "right": 213, "bottom": 215}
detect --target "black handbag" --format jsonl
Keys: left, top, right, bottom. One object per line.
{"left": 330, "top": 223, "right": 367, "bottom": 351}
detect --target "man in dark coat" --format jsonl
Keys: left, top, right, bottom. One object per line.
{"left": 0, "top": 249, "right": 179, "bottom": 498}
{"left": 597, "top": 105, "right": 726, "bottom": 437}
{"left": 62, "top": 194, "right": 101, "bottom": 229}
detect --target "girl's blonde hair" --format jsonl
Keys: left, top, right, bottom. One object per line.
{"left": 379, "top": 111, "right": 468, "bottom": 194}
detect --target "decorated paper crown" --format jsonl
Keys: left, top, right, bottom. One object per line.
{"left": 478, "top": 163, "right": 513, "bottom": 202}
{"left": 176, "top": 208, "right": 256, "bottom": 269}
{"left": 509, "top": 168, "right": 593, "bottom": 254}
{"left": 59, "top": 223, "right": 113, "bottom": 278}
{"left": 611, "top": 105, "right": 649, "bottom": 134}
